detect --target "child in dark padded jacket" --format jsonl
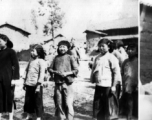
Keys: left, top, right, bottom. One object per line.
{"left": 48, "top": 40, "right": 78, "bottom": 120}
{"left": 120, "top": 43, "right": 138, "bottom": 120}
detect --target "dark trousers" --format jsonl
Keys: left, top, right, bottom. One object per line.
{"left": 24, "top": 85, "right": 43, "bottom": 117}
{"left": 0, "top": 82, "right": 15, "bottom": 113}
{"left": 132, "top": 90, "right": 138, "bottom": 117}
{"left": 93, "top": 86, "right": 111, "bottom": 120}
{"left": 120, "top": 92, "right": 134, "bottom": 119}
{"left": 119, "top": 86, "right": 138, "bottom": 119}
{"left": 116, "top": 84, "right": 121, "bottom": 99}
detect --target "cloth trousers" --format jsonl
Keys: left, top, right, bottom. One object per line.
{"left": 0, "top": 82, "right": 15, "bottom": 113}
{"left": 119, "top": 84, "right": 138, "bottom": 119}
{"left": 93, "top": 85, "right": 111, "bottom": 120}
{"left": 54, "top": 83, "right": 74, "bottom": 120}
{"left": 24, "top": 85, "right": 43, "bottom": 117}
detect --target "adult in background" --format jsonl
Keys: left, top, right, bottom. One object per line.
{"left": 69, "top": 38, "right": 81, "bottom": 66}
{"left": 0, "top": 34, "right": 20, "bottom": 120}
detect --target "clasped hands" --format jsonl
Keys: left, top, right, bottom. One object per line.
{"left": 49, "top": 69, "right": 68, "bottom": 78}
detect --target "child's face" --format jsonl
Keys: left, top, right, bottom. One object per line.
{"left": 58, "top": 45, "right": 68, "bottom": 54}
{"left": 0, "top": 38, "right": 7, "bottom": 48}
{"left": 127, "top": 46, "right": 137, "bottom": 58}
{"left": 98, "top": 43, "right": 109, "bottom": 54}
{"left": 31, "top": 49, "right": 38, "bottom": 59}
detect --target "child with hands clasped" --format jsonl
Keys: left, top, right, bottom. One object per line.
{"left": 48, "top": 40, "right": 78, "bottom": 120}
{"left": 90, "top": 39, "right": 122, "bottom": 120}
{"left": 22, "top": 44, "right": 46, "bottom": 120}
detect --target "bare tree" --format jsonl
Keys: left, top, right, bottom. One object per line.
{"left": 37, "top": 0, "right": 64, "bottom": 41}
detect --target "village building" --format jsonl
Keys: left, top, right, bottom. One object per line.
{"left": 83, "top": 30, "right": 107, "bottom": 53}
{"left": 0, "top": 22, "right": 31, "bottom": 61}
{"left": 84, "top": 0, "right": 138, "bottom": 56}
{"left": 97, "top": 17, "right": 138, "bottom": 45}
{"left": 140, "top": 0, "right": 152, "bottom": 84}
{"left": 84, "top": 17, "right": 138, "bottom": 55}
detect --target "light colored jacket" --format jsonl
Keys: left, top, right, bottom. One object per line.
{"left": 24, "top": 58, "right": 46, "bottom": 86}
{"left": 90, "top": 52, "right": 122, "bottom": 87}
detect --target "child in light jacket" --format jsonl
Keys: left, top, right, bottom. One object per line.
{"left": 23, "top": 44, "right": 46, "bottom": 120}
{"left": 90, "top": 38, "right": 122, "bottom": 120}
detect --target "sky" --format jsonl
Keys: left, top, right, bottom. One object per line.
{"left": 0, "top": 0, "right": 137, "bottom": 42}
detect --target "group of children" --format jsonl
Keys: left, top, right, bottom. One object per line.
{"left": 0, "top": 33, "right": 138, "bottom": 120}
{"left": 90, "top": 39, "right": 138, "bottom": 120}
{"left": 23, "top": 40, "right": 79, "bottom": 120}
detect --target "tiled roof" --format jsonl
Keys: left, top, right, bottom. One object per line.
{"left": 0, "top": 23, "right": 30, "bottom": 36}
{"left": 103, "top": 34, "right": 138, "bottom": 40}
{"left": 91, "top": 17, "right": 138, "bottom": 31}
{"left": 84, "top": 30, "right": 107, "bottom": 36}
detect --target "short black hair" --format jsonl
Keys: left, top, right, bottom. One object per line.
{"left": 31, "top": 44, "right": 46, "bottom": 59}
{"left": 0, "top": 34, "right": 9, "bottom": 41}
{"left": 58, "top": 40, "right": 71, "bottom": 49}
{"left": 0, "top": 34, "right": 13, "bottom": 48}
{"left": 127, "top": 43, "right": 138, "bottom": 51}
{"left": 113, "top": 40, "right": 124, "bottom": 49}
{"left": 98, "top": 38, "right": 113, "bottom": 53}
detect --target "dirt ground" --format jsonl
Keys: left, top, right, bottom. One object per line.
{"left": 1, "top": 61, "right": 137, "bottom": 120}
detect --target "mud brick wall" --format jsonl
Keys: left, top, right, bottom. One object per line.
{"left": 140, "top": 9, "right": 152, "bottom": 84}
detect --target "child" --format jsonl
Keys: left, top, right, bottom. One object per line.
{"left": 90, "top": 38, "right": 122, "bottom": 120}
{"left": 48, "top": 40, "right": 78, "bottom": 120}
{"left": 0, "top": 34, "right": 20, "bottom": 120}
{"left": 112, "top": 40, "right": 128, "bottom": 68}
{"left": 120, "top": 43, "right": 138, "bottom": 120}
{"left": 69, "top": 40, "right": 81, "bottom": 66}
{"left": 23, "top": 44, "right": 46, "bottom": 120}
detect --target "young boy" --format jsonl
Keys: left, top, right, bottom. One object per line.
{"left": 48, "top": 40, "right": 78, "bottom": 120}
{"left": 120, "top": 43, "right": 138, "bottom": 120}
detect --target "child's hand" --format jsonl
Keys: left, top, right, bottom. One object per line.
{"left": 48, "top": 68, "right": 53, "bottom": 73}
{"left": 55, "top": 71, "right": 62, "bottom": 76}
{"left": 111, "top": 86, "right": 116, "bottom": 92}
{"left": 11, "top": 80, "right": 16, "bottom": 86}
{"left": 43, "top": 82, "right": 48, "bottom": 88}
{"left": 60, "top": 72, "right": 68, "bottom": 77}
{"left": 23, "top": 84, "right": 26, "bottom": 91}
{"left": 35, "top": 85, "right": 40, "bottom": 93}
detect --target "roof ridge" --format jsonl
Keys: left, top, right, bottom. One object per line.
{"left": 140, "top": 0, "right": 152, "bottom": 6}
{"left": 0, "top": 23, "right": 30, "bottom": 35}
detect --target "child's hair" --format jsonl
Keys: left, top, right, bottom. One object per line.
{"left": 58, "top": 40, "right": 71, "bottom": 49}
{"left": 127, "top": 42, "right": 138, "bottom": 55}
{"left": 31, "top": 44, "right": 46, "bottom": 59}
{"left": 0, "top": 34, "right": 13, "bottom": 48}
{"left": 57, "top": 40, "right": 71, "bottom": 55}
{"left": 113, "top": 40, "right": 124, "bottom": 49}
{"left": 97, "top": 38, "right": 113, "bottom": 53}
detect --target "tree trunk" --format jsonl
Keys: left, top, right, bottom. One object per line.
{"left": 51, "top": 27, "right": 55, "bottom": 45}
